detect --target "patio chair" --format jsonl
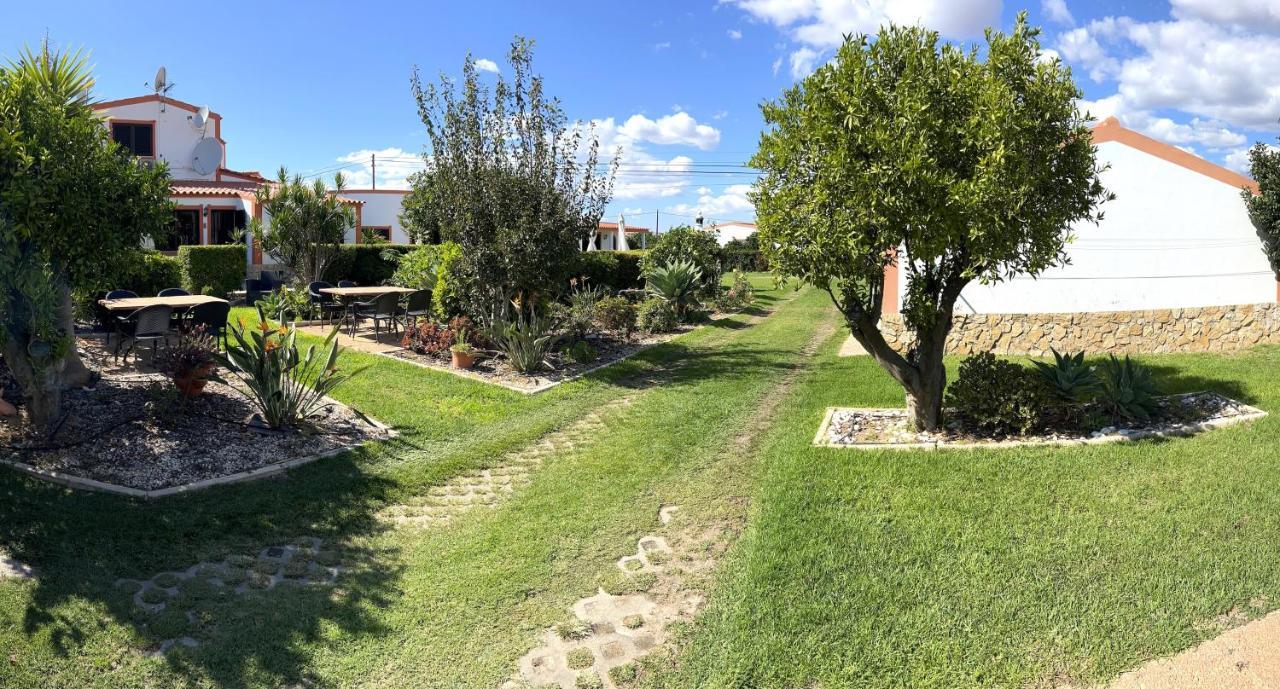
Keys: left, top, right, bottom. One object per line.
{"left": 403, "top": 289, "right": 433, "bottom": 330}
{"left": 350, "top": 291, "right": 403, "bottom": 340}
{"left": 337, "top": 280, "right": 357, "bottom": 288}
{"left": 242, "top": 278, "right": 264, "bottom": 306}
{"left": 185, "top": 300, "right": 232, "bottom": 349}
{"left": 115, "top": 304, "right": 173, "bottom": 363}
{"left": 105, "top": 289, "right": 138, "bottom": 300}
{"left": 157, "top": 287, "right": 190, "bottom": 297}
{"left": 308, "top": 281, "right": 343, "bottom": 323}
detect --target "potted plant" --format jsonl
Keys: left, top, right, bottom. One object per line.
{"left": 450, "top": 325, "right": 477, "bottom": 369}
{"left": 157, "top": 326, "right": 219, "bottom": 398}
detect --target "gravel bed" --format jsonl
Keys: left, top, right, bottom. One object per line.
{"left": 820, "top": 391, "right": 1265, "bottom": 448}
{"left": 0, "top": 340, "right": 389, "bottom": 491}
{"left": 389, "top": 329, "right": 689, "bottom": 393}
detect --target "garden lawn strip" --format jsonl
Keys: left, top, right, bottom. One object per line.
{"left": 648, "top": 341, "right": 1280, "bottom": 689}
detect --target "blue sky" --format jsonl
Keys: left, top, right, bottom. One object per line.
{"left": 6, "top": 1, "right": 1278, "bottom": 230}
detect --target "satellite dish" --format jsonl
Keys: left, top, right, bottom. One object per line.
{"left": 154, "top": 66, "right": 167, "bottom": 92}
{"left": 192, "top": 105, "right": 209, "bottom": 133}
{"left": 192, "top": 138, "right": 222, "bottom": 176}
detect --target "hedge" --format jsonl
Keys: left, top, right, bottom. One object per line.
{"left": 324, "top": 244, "right": 415, "bottom": 285}
{"left": 120, "top": 250, "right": 182, "bottom": 296}
{"left": 178, "top": 244, "right": 246, "bottom": 296}
{"left": 570, "top": 250, "right": 647, "bottom": 291}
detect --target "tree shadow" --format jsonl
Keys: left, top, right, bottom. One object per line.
{"left": 1141, "top": 363, "right": 1258, "bottom": 406}
{"left": 0, "top": 445, "right": 406, "bottom": 687}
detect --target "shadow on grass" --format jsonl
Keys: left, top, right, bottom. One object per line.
{"left": 1143, "top": 363, "right": 1258, "bottom": 406}
{"left": 0, "top": 446, "right": 404, "bottom": 687}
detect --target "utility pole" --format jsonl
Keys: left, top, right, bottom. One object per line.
{"left": 371, "top": 154, "right": 377, "bottom": 190}
{"left": 655, "top": 208, "right": 659, "bottom": 237}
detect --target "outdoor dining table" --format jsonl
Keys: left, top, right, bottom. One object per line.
{"left": 318, "top": 286, "right": 416, "bottom": 335}
{"left": 97, "top": 294, "right": 229, "bottom": 312}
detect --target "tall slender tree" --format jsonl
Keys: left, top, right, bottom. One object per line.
{"left": 0, "top": 43, "right": 172, "bottom": 428}
{"left": 250, "top": 168, "right": 354, "bottom": 284}
{"left": 751, "top": 15, "right": 1109, "bottom": 430}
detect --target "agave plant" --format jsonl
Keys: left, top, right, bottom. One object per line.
{"left": 646, "top": 259, "right": 702, "bottom": 319}
{"left": 485, "top": 308, "right": 559, "bottom": 373}
{"left": 1030, "top": 348, "right": 1100, "bottom": 401}
{"left": 1098, "top": 354, "right": 1159, "bottom": 421}
{"left": 220, "top": 306, "right": 366, "bottom": 429}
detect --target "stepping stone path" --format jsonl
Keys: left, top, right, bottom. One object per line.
{"left": 379, "top": 397, "right": 635, "bottom": 528}
{"left": 114, "top": 536, "right": 344, "bottom": 656}
{"left": 0, "top": 552, "right": 35, "bottom": 581}
{"left": 505, "top": 520, "right": 708, "bottom": 689}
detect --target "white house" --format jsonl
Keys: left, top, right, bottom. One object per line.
{"left": 340, "top": 189, "right": 412, "bottom": 243}
{"left": 881, "top": 117, "right": 1268, "bottom": 316}
{"left": 708, "top": 220, "right": 757, "bottom": 246}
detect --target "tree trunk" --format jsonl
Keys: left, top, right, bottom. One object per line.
{"left": 1, "top": 337, "right": 64, "bottom": 431}
{"left": 902, "top": 347, "right": 947, "bottom": 432}
{"left": 58, "top": 285, "right": 93, "bottom": 387}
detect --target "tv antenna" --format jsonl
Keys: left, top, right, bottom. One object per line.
{"left": 146, "top": 66, "right": 175, "bottom": 111}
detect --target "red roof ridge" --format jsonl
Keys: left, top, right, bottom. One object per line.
{"left": 1091, "top": 116, "right": 1258, "bottom": 193}
{"left": 92, "top": 94, "right": 223, "bottom": 120}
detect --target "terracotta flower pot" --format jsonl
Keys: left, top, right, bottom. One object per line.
{"left": 174, "top": 362, "right": 216, "bottom": 398}
{"left": 451, "top": 349, "right": 477, "bottom": 370}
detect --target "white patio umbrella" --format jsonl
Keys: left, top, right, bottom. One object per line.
{"left": 615, "top": 214, "right": 628, "bottom": 251}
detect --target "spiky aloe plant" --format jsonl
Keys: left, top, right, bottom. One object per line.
{"left": 1030, "top": 348, "right": 1100, "bottom": 401}
{"left": 645, "top": 259, "right": 703, "bottom": 320}
{"left": 220, "top": 306, "right": 366, "bottom": 429}
{"left": 1098, "top": 354, "right": 1160, "bottom": 421}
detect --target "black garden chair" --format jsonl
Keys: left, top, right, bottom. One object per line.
{"left": 115, "top": 304, "right": 173, "bottom": 363}
{"left": 308, "top": 281, "right": 343, "bottom": 323}
{"left": 350, "top": 291, "right": 403, "bottom": 340}
{"left": 157, "top": 287, "right": 190, "bottom": 297}
{"left": 402, "top": 289, "right": 433, "bottom": 330}
{"left": 184, "top": 300, "right": 232, "bottom": 349}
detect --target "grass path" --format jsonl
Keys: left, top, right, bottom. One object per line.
{"left": 0, "top": 276, "right": 839, "bottom": 688}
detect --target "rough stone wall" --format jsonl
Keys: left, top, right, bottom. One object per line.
{"left": 880, "top": 303, "right": 1280, "bottom": 355}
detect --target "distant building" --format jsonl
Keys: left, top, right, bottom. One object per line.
{"left": 708, "top": 220, "right": 757, "bottom": 246}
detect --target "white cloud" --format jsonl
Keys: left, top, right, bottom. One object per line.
{"left": 654, "top": 41, "right": 672, "bottom": 51}
{"left": 474, "top": 58, "right": 499, "bottom": 74}
{"left": 1036, "top": 47, "right": 1061, "bottom": 65}
{"left": 789, "top": 46, "right": 820, "bottom": 79}
{"left": 727, "top": 28, "right": 743, "bottom": 39}
{"left": 1041, "top": 0, "right": 1074, "bottom": 26}
{"left": 771, "top": 56, "right": 783, "bottom": 76}
{"left": 1056, "top": 18, "right": 1129, "bottom": 82}
{"left": 335, "top": 147, "right": 422, "bottom": 190}
{"left": 1171, "top": 0, "right": 1280, "bottom": 32}
{"left": 667, "top": 183, "right": 756, "bottom": 219}
{"left": 1077, "top": 94, "right": 1247, "bottom": 150}
{"left": 587, "top": 113, "right": 722, "bottom": 199}
{"left": 713, "top": 110, "right": 729, "bottom": 120}
{"left": 1225, "top": 143, "right": 1277, "bottom": 173}
{"left": 617, "top": 112, "right": 721, "bottom": 150}
{"left": 729, "top": 0, "right": 1003, "bottom": 49}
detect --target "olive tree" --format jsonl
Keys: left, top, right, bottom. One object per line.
{"left": 410, "top": 36, "right": 616, "bottom": 317}
{"left": 0, "top": 44, "right": 172, "bottom": 429}
{"left": 1242, "top": 143, "right": 1280, "bottom": 274}
{"left": 250, "top": 168, "right": 354, "bottom": 284}
{"left": 751, "top": 15, "right": 1109, "bottom": 430}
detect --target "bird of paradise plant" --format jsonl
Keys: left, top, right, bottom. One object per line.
{"left": 220, "top": 305, "right": 366, "bottom": 429}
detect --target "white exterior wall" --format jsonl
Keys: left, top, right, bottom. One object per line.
{"left": 712, "top": 222, "right": 757, "bottom": 246}
{"left": 890, "top": 141, "right": 1272, "bottom": 314}
{"left": 341, "top": 190, "right": 411, "bottom": 243}
{"left": 96, "top": 100, "right": 223, "bottom": 181}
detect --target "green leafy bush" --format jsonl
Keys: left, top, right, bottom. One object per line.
{"left": 569, "top": 250, "right": 647, "bottom": 291}
{"left": 221, "top": 307, "right": 366, "bottom": 428}
{"left": 637, "top": 298, "right": 678, "bottom": 334}
{"left": 1098, "top": 355, "right": 1159, "bottom": 421}
{"left": 722, "top": 235, "right": 766, "bottom": 272}
{"left": 714, "top": 269, "right": 755, "bottom": 311}
{"left": 640, "top": 226, "right": 721, "bottom": 287}
{"left": 646, "top": 259, "right": 702, "bottom": 319}
{"left": 324, "top": 245, "right": 414, "bottom": 286}
{"left": 1031, "top": 348, "right": 1099, "bottom": 401}
{"left": 594, "top": 295, "right": 637, "bottom": 335}
{"left": 390, "top": 241, "right": 463, "bottom": 319}
{"left": 567, "top": 340, "right": 598, "bottom": 364}
{"left": 945, "top": 352, "right": 1056, "bottom": 437}
{"left": 178, "top": 245, "right": 245, "bottom": 297}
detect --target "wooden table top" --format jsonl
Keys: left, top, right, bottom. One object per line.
{"left": 98, "top": 294, "right": 229, "bottom": 311}
{"left": 319, "top": 286, "right": 416, "bottom": 297}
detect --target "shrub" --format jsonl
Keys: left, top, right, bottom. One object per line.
{"left": 221, "top": 307, "right": 366, "bottom": 429}
{"left": 1030, "top": 348, "right": 1099, "bottom": 401}
{"left": 569, "top": 250, "right": 647, "bottom": 291}
{"left": 1098, "top": 355, "right": 1159, "bottom": 421}
{"left": 323, "top": 245, "right": 414, "bottom": 286}
{"left": 714, "top": 269, "right": 755, "bottom": 311}
{"left": 562, "top": 283, "right": 608, "bottom": 338}
{"left": 646, "top": 259, "right": 702, "bottom": 319}
{"left": 390, "top": 242, "right": 464, "bottom": 319}
{"left": 178, "top": 245, "right": 245, "bottom": 297}
{"left": 403, "top": 315, "right": 481, "bottom": 356}
{"left": 722, "top": 235, "right": 767, "bottom": 272}
{"left": 637, "top": 298, "right": 678, "bottom": 334}
{"left": 567, "top": 340, "right": 598, "bottom": 364}
{"left": 485, "top": 310, "right": 559, "bottom": 373}
{"left": 155, "top": 326, "right": 218, "bottom": 391}
{"left": 945, "top": 352, "right": 1056, "bottom": 437}
{"left": 594, "top": 295, "right": 636, "bottom": 335}
{"left": 640, "top": 226, "right": 721, "bottom": 286}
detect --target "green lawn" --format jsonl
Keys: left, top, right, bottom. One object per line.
{"left": 4, "top": 279, "right": 1280, "bottom": 688}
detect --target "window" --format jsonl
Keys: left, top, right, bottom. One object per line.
{"left": 209, "top": 209, "right": 247, "bottom": 244}
{"left": 361, "top": 226, "right": 392, "bottom": 243}
{"left": 110, "top": 121, "right": 155, "bottom": 157}
{"left": 159, "top": 209, "right": 200, "bottom": 251}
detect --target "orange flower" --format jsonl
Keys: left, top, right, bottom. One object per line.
{"left": 258, "top": 320, "right": 272, "bottom": 333}
{"left": 277, "top": 325, "right": 289, "bottom": 336}
{"left": 237, "top": 316, "right": 247, "bottom": 331}
{"left": 264, "top": 340, "right": 279, "bottom": 353}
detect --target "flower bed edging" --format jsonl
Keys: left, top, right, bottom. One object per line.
{"left": 813, "top": 393, "right": 1267, "bottom": 450}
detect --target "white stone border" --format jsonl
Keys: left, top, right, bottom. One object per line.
{"left": 0, "top": 396, "right": 395, "bottom": 499}
{"left": 812, "top": 393, "right": 1268, "bottom": 450}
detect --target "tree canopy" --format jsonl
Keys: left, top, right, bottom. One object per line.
{"left": 751, "top": 14, "right": 1109, "bottom": 430}
{"left": 410, "top": 36, "right": 616, "bottom": 317}
{"left": 1243, "top": 143, "right": 1280, "bottom": 275}
{"left": 251, "top": 167, "right": 355, "bottom": 285}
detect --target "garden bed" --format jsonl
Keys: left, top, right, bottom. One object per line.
{"left": 814, "top": 391, "right": 1266, "bottom": 449}
{"left": 386, "top": 328, "right": 690, "bottom": 393}
{"left": 0, "top": 343, "right": 391, "bottom": 497}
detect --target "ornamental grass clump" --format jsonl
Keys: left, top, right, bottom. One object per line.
{"left": 220, "top": 305, "right": 365, "bottom": 429}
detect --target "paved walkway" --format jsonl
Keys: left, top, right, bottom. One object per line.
{"left": 838, "top": 335, "right": 867, "bottom": 357}
{"left": 1108, "top": 610, "right": 1280, "bottom": 689}
{"left": 294, "top": 323, "right": 403, "bottom": 354}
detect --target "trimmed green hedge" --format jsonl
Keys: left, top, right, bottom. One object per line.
{"left": 324, "top": 244, "right": 415, "bottom": 285}
{"left": 120, "top": 250, "right": 183, "bottom": 296}
{"left": 570, "top": 250, "right": 647, "bottom": 291}
{"left": 178, "top": 244, "right": 245, "bottom": 296}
